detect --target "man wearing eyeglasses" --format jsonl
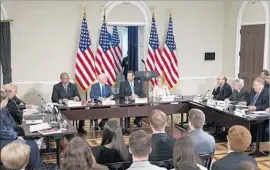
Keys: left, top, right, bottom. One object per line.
{"left": 212, "top": 75, "right": 232, "bottom": 101}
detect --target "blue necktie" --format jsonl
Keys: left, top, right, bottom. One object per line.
{"left": 101, "top": 85, "right": 105, "bottom": 98}
{"left": 130, "top": 83, "right": 134, "bottom": 94}
{"left": 251, "top": 93, "right": 259, "bottom": 105}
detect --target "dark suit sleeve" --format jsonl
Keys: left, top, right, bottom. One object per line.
{"left": 51, "top": 85, "right": 59, "bottom": 103}
{"left": 72, "top": 84, "right": 81, "bottom": 100}
{"left": 14, "top": 97, "right": 26, "bottom": 110}
{"left": 119, "top": 82, "right": 125, "bottom": 100}
{"left": 240, "top": 91, "right": 249, "bottom": 103}
{"left": 90, "top": 84, "right": 99, "bottom": 100}
{"left": 108, "top": 85, "right": 113, "bottom": 96}
{"left": 212, "top": 88, "right": 219, "bottom": 96}
{"left": 228, "top": 92, "right": 233, "bottom": 100}
{"left": 138, "top": 81, "right": 144, "bottom": 98}
{"left": 211, "top": 162, "right": 219, "bottom": 170}
{"left": 222, "top": 85, "right": 232, "bottom": 100}
{"left": 256, "top": 91, "right": 269, "bottom": 111}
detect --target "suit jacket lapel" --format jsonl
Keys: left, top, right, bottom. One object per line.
{"left": 127, "top": 81, "right": 132, "bottom": 94}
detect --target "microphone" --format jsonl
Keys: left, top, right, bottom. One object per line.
{"left": 37, "top": 94, "right": 47, "bottom": 104}
{"left": 141, "top": 59, "right": 146, "bottom": 65}
{"left": 203, "top": 89, "right": 210, "bottom": 99}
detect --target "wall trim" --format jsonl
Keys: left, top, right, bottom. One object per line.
{"left": 107, "top": 22, "right": 146, "bottom": 26}
{"left": 241, "top": 21, "right": 266, "bottom": 25}
{"left": 235, "top": 1, "right": 269, "bottom": 78}
{"left": 12, "top": 77, "right": 235, "bottom": 85}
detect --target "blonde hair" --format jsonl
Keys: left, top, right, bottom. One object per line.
{"left": 3, "top": 83, "right": 18, "bottom": 92}
{"left": 149, "top": 109, "right": 167, "bottom": 131}
{"left": 1, "top": 141, "right": 30, "bottom": 169}
{"left": 228, "top": 125, "right": 251, "bottom": 152}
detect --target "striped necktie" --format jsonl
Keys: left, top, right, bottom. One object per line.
{"left": 251, "top": 93, "right": 259, "bottom": 105}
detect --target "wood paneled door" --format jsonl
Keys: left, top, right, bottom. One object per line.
{"left": 239, "top": 24, "right": 265, "bottom": 89}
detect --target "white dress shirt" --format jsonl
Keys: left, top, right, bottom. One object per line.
{"left": 153, "top": 85, "right": 170, "bottom": 98}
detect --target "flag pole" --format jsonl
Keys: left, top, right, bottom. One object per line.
{"left": 82, "top": 4, "right": 88, "bottom": 100}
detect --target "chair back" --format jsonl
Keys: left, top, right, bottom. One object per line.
{"left": 150, "top": 159, "right": 174, "bottom": 170}
{"left": 105, "top": 161, "right": 132, "bottom": 170}
{"left": 199, "top": 153, "right": 214, "bottom": 170}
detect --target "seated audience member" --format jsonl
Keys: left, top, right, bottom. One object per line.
{"left": 228, "top": 79, "right": 249, "bottom": 104}
{"left": 51, "top": 72, "right": 85, "bottom": 134}
{"left": 264, "top": 75, "right": 270, "bottom": 89}
{"left": 1, "top": 141, "right": 30, "bottom": 170}
{"left": 148, "top": 109, "right": 175, "bottom": 161}
{"left": 62, "top": 137, "right": 108, "bottom": 170}
{"left": 152, "top": 76, "right": 170, "bottom": 98}
{"left": 0, "top": 90, "right": 41, "bottom": 169}
{"left": 119, "top": 71, "right": 145, "bottom": 128}
{"left": 260, "top": 70, "right": 269, "bottom": 82}
{"left": 175, "top": 162, "right": 200, "bottom": 170}
{"left": 211, "top": 125, "right": 257, "bottom": 170}
{"left": 249, "top": 77, "right": 269, "bottom": 111}
{"left": 187, "top": 109, "right": 215, "bottom": 156}
{"left": 173, "top": 136, "right": 207, "bottom": 170}
{"left": 212, "top": 75, "right": 232, "bottom": 101}
{"left": 4, "top": 83, "right": 36, "bottom": 125}
{"left": 92, "top": 120, "right": 130, "bottom": 164}
{"left": 127, "top": 130, "right": 166, "bottom": 170}
{"left": 90, "top": 74, "right": 114, "bottom": 131}
{"left": 235, "top": 161, "right": 258, "bottom": 170}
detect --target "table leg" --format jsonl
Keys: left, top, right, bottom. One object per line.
{"left": 171, "top": 114, "right": 174, "bottom": 135}
{"left": 256, "top": 123, "right": 262, "bottom": 156}
{"left": 56, "top": 139, "right": 61, "bottom": 168}
{"left": 180, "top": 112, "right": 184, "bottom": 127}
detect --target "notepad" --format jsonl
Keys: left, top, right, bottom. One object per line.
{"left": 29, "top": 123, "right": 50, "bottom": 132}
{"left": 25, "top": 120, "right": 43, "bottom": 125}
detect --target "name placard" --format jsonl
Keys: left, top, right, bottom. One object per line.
{"left": 135, "top": 98, "right": 148, "bottom": 104}
{"left": 161, "top": 96, "right": 174, "bottom": 102}
{"left": 67, "top": 100, "right": 82, "bottom": 107}
{"left": 102, "top": 100, "right": 116, "bottom": 106}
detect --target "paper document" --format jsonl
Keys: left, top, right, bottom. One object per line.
{"left": 29, "top": 123, "right": 50, "bottom": 132}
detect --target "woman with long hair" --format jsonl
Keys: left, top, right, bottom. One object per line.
{"left": 62, "top": 137, "right": 108, "bottom": 170}
{"left": 92, "top": 120, "right": 131, "bottom": 164}
{"left": 173, "top": 136, "right": 207, "bottom": 170}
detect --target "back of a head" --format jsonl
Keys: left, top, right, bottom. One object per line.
{"left": 62, "top": 137, "right": 95, "bottom": 170}
{"left": 236, "top": 161, "right": 258, "bottom": 170}
{"left": 173, "top": 136, "right": 197, "bottom": 165}
{"left": 129, "top": 130, "right": 151, "bottom": 158}
{"left": 1, "top": 142, "right": 30, "bottom": 170}
{"left": 149, "top": 109, "right": 167, "bottom": 131}
{"left": 175, "top": 162, "right": 200, "bottom": 170}
{"left": 228, "top": 125, "right": 251, "bottom": 152}
{"left": 188, "top": 109, "right": 205, "bottom": 129}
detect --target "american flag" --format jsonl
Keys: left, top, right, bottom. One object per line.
{"left": 162, "top": 14, "right": 179, "bottom": 88}
{"left": 95, "top": 17, "right": 116, "bottom": 86}
{"left": 145, "top": 16, "right": 163, "bottom": 86}
{"left": 110, "top": 26, "right": 122, "bottom": 74}
{"left": 75, "top": 17, "right": 95, "bottom": 91}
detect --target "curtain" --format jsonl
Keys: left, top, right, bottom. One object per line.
{"left": 127, "top": 26, "right": 138, "bottom": 72}
{"left": 0, "top": 22, "right": 12, "bottom": 84}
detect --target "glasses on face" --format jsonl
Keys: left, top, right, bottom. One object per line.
{"left": 217, "top": 78, "right": 224, "bottom": 81}
{"left": 5, "top": 90, "right": 12, "bottom": 93}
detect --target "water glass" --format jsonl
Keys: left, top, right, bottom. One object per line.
{"left": 60, "top": 121, "right": 68, "bottom": 130}
{"left": 59, "top": 99, "right": 63, "bottom": 105}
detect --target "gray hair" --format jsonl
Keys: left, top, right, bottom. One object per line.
{"left": 234, "top": 79, "right": 244, "bottom": 87}
{"left": 60, "top": 72, "right": 69, "bottom": 79}
{"left": 98, "top": 74, "right": 108, "bottom": 80}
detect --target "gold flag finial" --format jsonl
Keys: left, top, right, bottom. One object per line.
{"left": 169, "top": 8, "right": 173, "bottom": 17}
{"left": 151, "top": 7, "right": 155, "bottom": 17}
{"left": 102, "top": 5, "right": 106, "bottom": 22}
{"left": 82, "top": 4, "right": 87, "bottom": 18}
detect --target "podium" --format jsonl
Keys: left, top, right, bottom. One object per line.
{"left": 135, "top": 71, "right": 159, "bottom": 98}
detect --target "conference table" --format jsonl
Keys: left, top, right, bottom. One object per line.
{"left": 60, "top": 96, "right": 269, "bottom": 157}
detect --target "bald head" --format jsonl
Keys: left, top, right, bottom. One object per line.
{"left": 217, "top": 75, "right": 227, "bottom": 86}
{"left": 98, "top": 74, "right": 108, "bottom": 85}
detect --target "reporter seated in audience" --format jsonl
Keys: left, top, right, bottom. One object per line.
{"left": 249, "top": 77, "right": 269, "bottom": 111}
{"left": 127, "top": 130, "right": 166, "bottom": 170}
{"left": 4, "top": 83, "right": 36, "bottom": 125}
{"left": 227, "top": 79, "right": 249, "bottom": 105}
{"left": 0, "top": 90, "right": 41, "bottom": 169}
{"left": 175, "top": 162, "right": 200, "bottom": 170}
{"left": 152, "top": 76, "right": 170, "bottom": 98}
{"left": 90, "top": 74, "right": 114, "bottom": 131}
{"left": 62, "top": 137, "right": 108, "bottom": 170}
{"left": 172, "top": 136, "right": 206, "bottom": 170}
{"left": 211, "top": 125, "right": 257, "bottom": 170}
{"left": 212, "top": 75, "right": 232, "bottom": 101}
{"left": 236, "top": 161, "right": 258, "bottom": 170}
{"left": 187, "top": 109, "right": 215, "bottom": 156}
{"left": 148, "top": 109, "right": 175, "bottom": 161}
{"left": 92, "top": 120, "right": 131, "bottom": 164}
{"left": 1, "top": 141, "right": 30, "bottom": 170}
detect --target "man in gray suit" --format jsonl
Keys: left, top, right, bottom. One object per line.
{"left": 187, "top": 109, "right": 215, "bottom": 156}
{"left": 127, "top": 130, "right": 166, "bottom": 170}
{"left": 51, "top": 72, "right": 85, "bottom": 134}
{"left": 227, "top": 79, "right": 249, "bottom": 105}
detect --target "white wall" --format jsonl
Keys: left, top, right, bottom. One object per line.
{"left": 5, "top": 1, "right": 267, "bottom": 104}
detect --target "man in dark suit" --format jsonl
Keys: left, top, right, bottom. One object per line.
{"left": 51, "top": 72, "right": 84, "bottom": 134}
{"left": 212, "top": 75, "right": 232, "bottom": 101}
{"left": 119, "top": 71, "right": 144, "bottom": 128}
{"left": 4, "top": 84, "right": 36, "bottom": 125}
{"left": 228, "top": 79, "right": 249, "bottom": 104}
{"left": 148, "top": 109, "right": 175, "bottom": 161}
{"left": 212, "top": 126, "right": 257, "bottom": 170}
{"left": 249, "top": 77, "right": 269, "bottom": 111}
{"left": 90, "top": 74, "right": 114, "bottom": 131}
